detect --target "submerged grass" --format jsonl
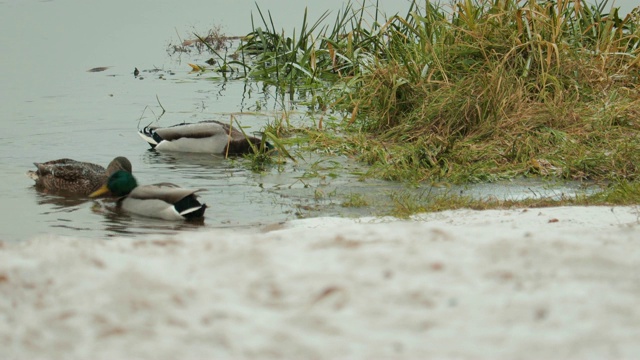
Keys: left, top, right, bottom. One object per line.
{"left": 384, "top": 180, "right": 640, "bottom": 218}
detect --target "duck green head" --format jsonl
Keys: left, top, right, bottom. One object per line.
{"left": 89, "top": 170, "right": 138, "bottom": 197}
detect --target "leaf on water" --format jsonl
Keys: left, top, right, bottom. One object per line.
{"left": 187, "top": 63, "right": 203, "bottom": 72}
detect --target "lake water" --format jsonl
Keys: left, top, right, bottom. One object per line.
{"left": 0, "top": 0, "right": 605, "bottom": 242}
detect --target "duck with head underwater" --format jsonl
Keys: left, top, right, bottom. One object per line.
{"left": 90, "top": 170, "right": 207, "bottom": 221}
{"left": 138, "top": 120, "right": 273, "bottom": 155}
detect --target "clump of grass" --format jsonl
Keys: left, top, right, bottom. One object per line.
{"left": 169, "top": 25, "right": 239, "bottom": 55}
{"left": 241, "top": 131, "right": 294, "bottom": 173}
{"left": 588, "top": 180, "right": 640, "bottom": 204}
{"left": 245, "top": 149, "right": 274, "bottom": 172}
{"left": 325, "top": 0, "right": 640, "bottom": 183}
{"left": 388, "top": 188, "right": 492, "bottom": 218}
{"left": 341, "top": 193, "right": 369, "bottom": 207}
{"left": 237, "top": 1, "right": 399, "bottom": 88}
{"left": 220, "top": 0, "right": 640, "bottom": 185}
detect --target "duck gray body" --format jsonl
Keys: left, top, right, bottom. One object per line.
{"left": 27, "top": 157, "right": 132, "bottom": 196}
{"left": 138, "top": 120, "right": 267, "bottom": 155}
{"left": 120, "top": 183, "right": 207, "bottom": 220}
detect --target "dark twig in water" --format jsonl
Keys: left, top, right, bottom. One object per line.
{"left": 156, "top": 95, "right": 166, "bottom": 117}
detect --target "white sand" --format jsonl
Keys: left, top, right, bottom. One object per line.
{"left": 1, "top": 206, "right": 640, "bottom": 359}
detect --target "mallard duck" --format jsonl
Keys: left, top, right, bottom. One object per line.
{"left": 27, "top": 156, "right": 132, "bottom": 196}
{"left": 89, "top": 170, "right": 207, "bottom": 221}
{"left": 138, "top": 120, "right": 272, "bottom": 155}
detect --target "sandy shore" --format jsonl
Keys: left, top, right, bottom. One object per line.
{"left": 1, "top": 206, "right": 640, "bottom": 359}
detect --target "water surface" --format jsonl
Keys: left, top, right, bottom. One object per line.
{"left": 0, "top": 0, "right": 598, "bottom": 241}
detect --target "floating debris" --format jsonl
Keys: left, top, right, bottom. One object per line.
{"left": 87, "top": 67, "right": 110, "bottom": 72}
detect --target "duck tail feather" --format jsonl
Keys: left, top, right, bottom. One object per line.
{"left": 174, "top": 195, "right": 207, "bottom": 219}
{"left": 138, "top": 129, "right": 159, "bottom": 147}
{"left": 180, "top": 204, "right": 207, "bottom": 219}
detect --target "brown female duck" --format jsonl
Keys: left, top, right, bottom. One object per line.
{"left": 27, "top": 156, "right": 132, "bottom": 196}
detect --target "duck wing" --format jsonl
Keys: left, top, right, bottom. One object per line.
{"left": 122, "top": 183, "right": 206, "bottom": 220}
{"left": 128, "top": 183, "right": 204, "bottom": 204}
{"left": 152, "top": 121, "right": 229, "bottom": 142}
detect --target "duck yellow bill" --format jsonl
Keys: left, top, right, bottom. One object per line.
{"left": 89, "top": 184, "right": 110, "bottom": 198}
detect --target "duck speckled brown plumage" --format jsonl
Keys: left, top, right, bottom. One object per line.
{"left": 27, "top": 156, "right": 132, "bottom": 197}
